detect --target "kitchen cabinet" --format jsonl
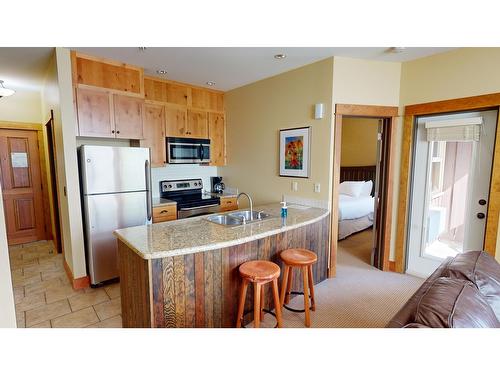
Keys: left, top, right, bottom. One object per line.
{"left": 191, "top": 87, "right": 224, "bottom": 112}
{"left": 219, "top": 196, "right": 238, "bottom": 212}
{"left": 208, "top": 113, "right": 226, "bottom": 166}
{"left": 165, "top": 105, "right": 187, "bottom": 137}
{"left": 76, "top": 87, "right": 144, "bottom": 139}
{"left": 141, "top": 104, "right": 166, "bottom": 166}
{"left": 187, "top": 109, "right": 208, "bottom": 138}
{"left": 152, "top": 204, "right": 177, "bottom": 223}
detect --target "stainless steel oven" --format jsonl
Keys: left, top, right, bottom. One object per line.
{"left": 166, "top": 137, "right": 211, "bottom": 164}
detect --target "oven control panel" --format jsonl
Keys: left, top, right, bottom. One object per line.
{"left": 160, "top": 179, "right": 203, "bottom": 193}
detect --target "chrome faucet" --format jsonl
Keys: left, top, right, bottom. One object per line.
{"left": 237, "top": 192, "right": 254, "bottom": 220}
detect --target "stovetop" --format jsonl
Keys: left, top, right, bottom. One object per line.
{"left": 159, "top": 179, "right": 220, "bottom": 209}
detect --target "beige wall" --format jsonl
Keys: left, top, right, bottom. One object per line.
{"left": 399, "top": 47, "right": 500, "bottom": 262}
{"left": 0, "top": 184, "right": 16, "bottom": 327}
{"left": 341, "top": 117, "right": 379, "bottom": 167}
{"left": 0, "top": 90, "right": 42, "bottom": 124}
{"left": 41, "top": 48, "right": 86, "bottom": 278}
{"left": 222, "top": 58, "right": 334, "bottom": 205}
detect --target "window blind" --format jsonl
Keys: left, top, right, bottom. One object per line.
{"left": 425, "top": 116, "right": 482, "bottom": 142}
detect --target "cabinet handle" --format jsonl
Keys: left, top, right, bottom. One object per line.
{"left": 111, "top": 130, "right": 115, "bottom": 134}
{"left": 160, "top": 210, "right": 169, "bottom": 214}
{"left": 116, "top": 130, "right": 120, "bottom": 134}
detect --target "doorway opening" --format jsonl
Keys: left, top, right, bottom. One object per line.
{"left": 330, "top": 104, "right": 398, "bottom": 276}
{"left": 406, "top": 109, "right": 497, "bottom": 277}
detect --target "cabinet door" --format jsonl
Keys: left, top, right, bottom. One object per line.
{"left": 113, "top": 95, "right": 144, "bottom": 139}
{"left": 76, "top": 88, "right": 114, "bottom": 137}
{"left": 187, "top": 109, "right": 208, "bottom": 138}
{"left": 141, "top": 104, "right": 166, "bottom": 167}
{"left": 209, "top": 113, "right": 226, "bottom": 166}
{"left": 191, "top": 88, "right": 224, "bottom": 112}
{"left": 165, "top": 106, "right": 187, "bottom": 137}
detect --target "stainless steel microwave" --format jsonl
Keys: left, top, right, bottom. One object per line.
{"left": 166, "top": 137, "right": 211, "bottom": 164}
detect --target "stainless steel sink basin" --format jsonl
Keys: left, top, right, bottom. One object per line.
{"left": 205, "top": 210, "right": 274, "bottom": 227}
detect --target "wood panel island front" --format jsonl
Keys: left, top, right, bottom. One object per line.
{"left": 114, "top": 203, "right": 330, "bottom": 328}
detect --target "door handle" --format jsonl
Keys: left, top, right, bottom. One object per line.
{"left": 477, "top": 212, "right": 486, "bottom": 219}
{"left": 145, "top": 159, "right": 152, "bottom": 221}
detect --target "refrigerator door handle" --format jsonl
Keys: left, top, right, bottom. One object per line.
{"left": 145, "top": 159, "right": 152, "bottom": 222}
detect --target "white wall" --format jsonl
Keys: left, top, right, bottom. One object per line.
{"left": 0, "top": 184, "right": 16, "bottom": 327}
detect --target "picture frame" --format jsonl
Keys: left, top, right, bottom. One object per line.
{"left": 279, "top": 126, "right": 311, "bottom": 178}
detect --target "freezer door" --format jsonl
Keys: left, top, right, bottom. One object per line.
{"left": 83, "top": 191, "right": 150, "bottom": 285}
{"left": 80, "top": 145, "right": 150, "bottom": 194}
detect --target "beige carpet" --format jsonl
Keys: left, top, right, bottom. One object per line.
{"left": 255, "top": 229, "right": 423, "bottom": 328}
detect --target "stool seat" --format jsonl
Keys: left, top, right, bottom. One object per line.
{"left": 239, "top": 260, "right": 281, "bottom": 282}
{"left": 280, "top": 248, "right": 317, "bottom": 266}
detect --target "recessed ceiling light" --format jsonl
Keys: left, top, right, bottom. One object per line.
{"left": 206, "top": 81, "right": 216, "bottom": 86}
{"left": 156, "top": 69, "right": 167, "bottom": 75}
{"left": 274, "top": 54, "right": 286, "bottom": 60}
{"left": 0, "top": 80, "right": 15, "bottom": 98}
{"left": 385, "top": 47, "right": 406, "bottom": 54}
{"left": 138, "top": 47, "right": 147, "bottom": 51}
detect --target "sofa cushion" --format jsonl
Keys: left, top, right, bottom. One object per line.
{"left": 441, "top": 250, "right": 500, "bottom": 320}
{"left": 414, "top": 277, "right": 500, "bottom": 328}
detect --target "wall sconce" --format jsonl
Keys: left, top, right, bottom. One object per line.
{"left": 314, "top": 103, "right": 324, "bottom": 119}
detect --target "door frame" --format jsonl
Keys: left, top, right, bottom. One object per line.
{"left": 395, "top": 93, "right": 500, "bottom": 273}
{"left": 329, "top": 104, "right": 399, "bottom": 277}
{"left": 0, "top": 121, "right": 53, "bottom": 244}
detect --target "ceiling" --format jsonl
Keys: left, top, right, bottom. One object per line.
{"left": 0, "top": 47, "right": 455, "bottom": 93}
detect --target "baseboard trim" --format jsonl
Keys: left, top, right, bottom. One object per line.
{"left": 389, "top": 261, "right": 396, "bottom": 272}
{"left": 63, "top": 258, "right": 90, "bottom": 290}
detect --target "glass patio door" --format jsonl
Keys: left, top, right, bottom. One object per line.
{"left": 406, "top": 110, "right": 497, "bottom": 277}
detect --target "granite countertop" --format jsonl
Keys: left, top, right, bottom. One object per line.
{"left": 114, "top": 203, "right": 329, "bottom": 260}
{"left": 152, "top": 197, "right": 176, "bottom": 207}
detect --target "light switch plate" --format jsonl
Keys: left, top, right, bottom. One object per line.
{"left": 291, "top": 181, "right": 298, "bottom": 191}
{"left": 314, "top": 183, "right": 320, "bottom": 193}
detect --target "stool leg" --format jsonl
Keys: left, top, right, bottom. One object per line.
{"left": 260, "top": 283, "right": 265, "bottom": 321}
{"left": 272, "top": 278, "right": 283, "bottom": 328}
{"left": 280, "top": 264, "right": 289, "bottom": 308}
{"left": 302, "top": 266, "right": 311, "bottom": 327}
{"left": 236, "top": 279, "right": 248, "bottom": 328}
{"left": 254, "top": 282, "right": 261, "bottom": 328}
{"left": 308, "top": 265, "right": 316, "bottom": 312}
{"left": 285, "top": 266, "right": 293, "bottom": 304}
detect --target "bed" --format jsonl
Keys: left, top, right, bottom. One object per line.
{"left": 338, "top": 166, "right": 376, "bottom": 240}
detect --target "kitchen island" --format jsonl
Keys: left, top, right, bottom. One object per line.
{"left": 114, "top": 203, "right": 330, "bottom": 328}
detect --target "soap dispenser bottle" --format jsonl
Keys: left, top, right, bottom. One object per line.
{"left": 280, "top": 200, "right": 288, "bottom": 218}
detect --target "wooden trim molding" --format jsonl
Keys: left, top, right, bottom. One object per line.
{"left": 335, "top": 103, "right": 399, "bottom": 118}
{"left": 396, "top": 93, "right": 500, "bottom": 273}
{"left": 389, "top": 261, "right": 396, "bottom": 272}
{"left": 64, "top": 258, "right": 90, "bottom": 290}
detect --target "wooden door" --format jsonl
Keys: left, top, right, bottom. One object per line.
{"left": 141, "top": 104, "right": 166, "bottom": 167}
{"left": 0, "top": 129, "right": 46, "bottom": 245}
{"left": 187, "top": 109, "right": 208, "bottom": 138}
{"left": 76, "top": 87, "right": 114, "bottom": 137}
{"left": 165, "top": 105, "right": 187, "bottom": 137}
{"left": 113, "top": 95, "right": 144, "bottom": 139}
{"left": 209, "top": 113, "right": 226, "bottom": 166}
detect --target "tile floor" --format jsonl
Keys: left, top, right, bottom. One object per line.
{"left": 9, "top": 240, "right": 122, "bottom": 328}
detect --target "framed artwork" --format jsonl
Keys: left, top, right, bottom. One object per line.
{"left": 279, "top": 126, "right": 311, "bottom": 178}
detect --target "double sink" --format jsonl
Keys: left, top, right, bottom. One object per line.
{"left": 205, "top": 210, "right": 274, "bottom": 227}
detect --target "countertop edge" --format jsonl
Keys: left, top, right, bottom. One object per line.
{"left": 115, "top": 210, "right": 330, "bottom": 260}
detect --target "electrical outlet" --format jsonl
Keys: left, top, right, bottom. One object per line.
{"left": 314, "top": 183, "right": 320, "bottom": 193}
{"left": 291, "top": 181, "right": 298, "bottom": 192}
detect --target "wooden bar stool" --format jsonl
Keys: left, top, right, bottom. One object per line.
{"left": 236, "top": 260, "right": 283, "bottom": 328}
{"left": 279, "top": 248, "right": 317, "bottom": 327}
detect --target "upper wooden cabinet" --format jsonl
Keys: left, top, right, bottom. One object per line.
{"left": 191, "top": 88, "right": 224, "bottom": 112}
{"left": 209, "top": 113, "right": 226, "bottom": 166}
{"left": 141, "top": 104, "right": 166, "bottom": 167}
{"left": 165, "top": 106, "right": 187, "bottom": 137}
{"left": 187, "top": 109, "right": 208, "bottom": 138}
{"left": 76, "top": 87, "right": 144, "bottom": 139}
{"left": 144, "top": 78, "right": 188, "bottom": 106}
{"left": 76, "top": 87, "right": 114, "bottom": 138}
{"left": 73, "top": 53, "right": 144, "bottom": 96}
{"left": 113, "top": 95, "right": 144, "bottom": 139}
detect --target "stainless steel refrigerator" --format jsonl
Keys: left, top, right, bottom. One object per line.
{"left": 79, "top": 145, "right": 152, "bottom": 286}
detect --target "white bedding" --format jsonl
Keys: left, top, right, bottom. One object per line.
{"left": 338, "top": 194, "right": 375, "bottom": 221}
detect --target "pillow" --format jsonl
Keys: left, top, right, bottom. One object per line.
{"left": 360, "top": 180, "right": 373, "bottom": 196}
{"left": 339, "top": 181, "right": 365, "bottom": 197}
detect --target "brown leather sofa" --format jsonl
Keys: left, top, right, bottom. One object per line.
{"left": 387, "top": 250, "right": 500, "bottom": 328}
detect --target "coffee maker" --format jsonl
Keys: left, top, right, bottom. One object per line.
{"left": 211, "top": 176, "right": 225, "bottom": 194}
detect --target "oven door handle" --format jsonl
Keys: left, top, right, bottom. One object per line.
{"left": 179, "top": 204, "right": 220, "bottom": 211}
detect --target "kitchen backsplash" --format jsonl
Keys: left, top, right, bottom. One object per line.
{"left": 151, "top": 164, "right": 220, "bottom": 197}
